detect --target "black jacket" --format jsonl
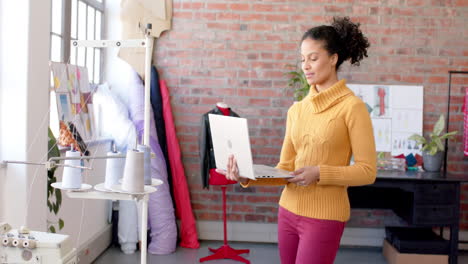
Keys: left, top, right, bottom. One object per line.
{"left": 150, "top": 66, "right": 174, "bottom": 196}
{"left": 199, "top": 107, "right": 240, "bottom": 188}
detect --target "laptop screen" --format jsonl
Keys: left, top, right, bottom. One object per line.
{"left": 208, "top": 114, "right": 256, "bottom": 180}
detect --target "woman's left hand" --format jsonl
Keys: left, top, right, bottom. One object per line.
{"left": 287, "top": 166, "right": 320, "bottom": 186}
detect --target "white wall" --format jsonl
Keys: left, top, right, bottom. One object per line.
{"left": 0, "top": 0, "right": 50, "bottom": 231}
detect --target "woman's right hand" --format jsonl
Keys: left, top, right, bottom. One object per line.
{"left": 216, "top": 154, "right": 249, "bottom": 184}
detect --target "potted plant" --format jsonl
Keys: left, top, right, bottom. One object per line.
{"left": 409, "top": 114, "right": 457, "bottom": 172}
{"left": 285, "top": 64, "right": 309, "bottom": 101}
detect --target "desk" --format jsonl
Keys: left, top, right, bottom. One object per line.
{"left": 348, "top": 171, "right": 466, "bottom": 264}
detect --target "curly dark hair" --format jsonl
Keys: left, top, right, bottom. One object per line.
{"left": 301, "top": 17, "right": 370, "bottom": 70}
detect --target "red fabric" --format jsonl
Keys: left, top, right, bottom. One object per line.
{"left": 464, "top": 87, "right": 468, "bottom": 156}
{"left": 209, "top": 169, "right": 237, "bottom": 185}
{"left": 217, "top": 105, "right": 230, "bottom": 116}
{"left": 378, "top": 87, "right": 386, "bottom": 116}
{"left": 415, "top": 154, "right": 423, "bottom": 166}
{"left": 160, "top": 79, "right": 200, "bottom": 249}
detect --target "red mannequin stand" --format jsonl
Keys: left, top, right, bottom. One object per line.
{"left": 200, "top": 103, "right": 250, "bottom": 263}
{"left": 199, "top": 184, "right": 250, "bottom": 264}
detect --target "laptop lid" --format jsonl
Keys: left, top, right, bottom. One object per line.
{"left": 208, "top": 114, "right": 256, "bottom": 180}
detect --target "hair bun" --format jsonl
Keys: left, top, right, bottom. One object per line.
{"left": 331, "top": 17, "right": 370, "bottom": 66}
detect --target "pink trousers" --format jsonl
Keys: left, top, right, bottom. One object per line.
{"left": 278, "top": 206, "right": 345, "bottom": 264}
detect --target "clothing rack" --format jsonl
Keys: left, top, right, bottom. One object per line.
{"left": 443, "top": 71, "right": 468, "bottom": 174}
{"left": 442, "top": 71, "right": 468, "bottom": 247}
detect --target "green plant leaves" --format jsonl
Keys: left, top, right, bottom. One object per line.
{"left": 56, "top": 189, "right": 62, "bottom": 207}
{"left": 47, "top": 127, "right": 65, "bottom": 231}
{"left": 408, "top": 114, "right": 458, "bottom": 155}
{"left": 285, "top": 65, "right": 310, "bottom": 101}
{"left": 439, "top": 131, "right": 458, "bottom": 140}
{"left": 59, "top": 219, "right": 64, "bottom": 230}
{"left": 48, "top": 127, "right": 60, "bottom": 160}
{"left": 47, "top": 200, "right": 53, "bottom": 212}
{"left": 433, "top": 114, "right": 445, "bottom": 136}
{"left": 408, "top": 134, "right": 426, "bottom": 146}
{"left": 433, "top": 136, "right": 444, "bottom": 151}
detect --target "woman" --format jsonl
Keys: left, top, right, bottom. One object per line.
{"left": 218, "top": 17, "right": 376, "bottom": 264}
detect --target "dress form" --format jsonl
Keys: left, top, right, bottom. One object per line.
{"left": 209, "top": 102, "right": 237, "bottom": 186}
{"left": 200, "top": 104, "right": 251, "bottom": 264}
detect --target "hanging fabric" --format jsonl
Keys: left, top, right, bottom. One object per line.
{"left": 150, "top": 66, "right": 174, "bottom": 197}
{"left": 159, "top": 79, "right": 200, "bottom": 249}
{"left": 127, "top": 66, "right": 177, "bottom": 254}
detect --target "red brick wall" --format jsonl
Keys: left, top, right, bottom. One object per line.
{"left": 154, "top": 1, "right": 468, "bottom": 228}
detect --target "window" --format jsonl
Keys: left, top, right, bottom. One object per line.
{"left": 50, "top": 0, "right": 104, "bottom": 84}
{"left": 49, "top": 0, "right": 104, "bottom": 138}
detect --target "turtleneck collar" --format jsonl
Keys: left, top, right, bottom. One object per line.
{"left": 305, "top": 79, "right": 353, "bottom": 113}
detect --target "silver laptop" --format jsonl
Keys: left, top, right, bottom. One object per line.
{"left": 208, "top": 114, "right": 292, "bottom": 180}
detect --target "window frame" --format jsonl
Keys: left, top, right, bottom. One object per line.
{"left": 50, "top": 0, "right": 105, "bottom": 84}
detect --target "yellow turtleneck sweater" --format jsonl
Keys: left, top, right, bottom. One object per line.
{"left": 242, "top": 79, "right": 377, "bottom": 222}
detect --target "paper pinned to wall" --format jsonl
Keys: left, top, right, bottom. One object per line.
{"left": 348, "top": 84, "right": 423, "bottom": 156}
{"left": 50, "top": 62, "right": 96, "bottom": 142}
{"left": 372, "top": 118, "right": 392, "bottom": 152}
{"left": 390, "top": 85, "right": 424, "bottom": 109}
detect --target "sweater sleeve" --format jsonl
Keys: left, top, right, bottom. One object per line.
{"left": 317, "top": 99, "right": 377, "bottom": 187}
{"left": 276, "top": 106, "right": 296, "bottom": 172}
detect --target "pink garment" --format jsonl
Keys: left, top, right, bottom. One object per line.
{"left": 464, "top": 87, "right": 468, "bottom": 156}
{"left": 160, "top": 79, "right": 200, "bottom": 248}
{"left": 278, "top": 207, "right": 345, "bottom": 264}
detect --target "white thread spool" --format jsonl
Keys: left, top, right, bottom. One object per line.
{"left": 12, "top": 239, "right": 24, "bottom": 248}
{"left": 121, "top": 149, "right": 145, "bottom": 193}
{"left": 2, "top": 237, "right": 12, "bottom": 246}
{"left": 104, "top": 151, "right": 125, "bottom": 190}
{"left": 136, "top": 145, "right": 151, "bottom": 185}
{"left": 23, "top": 239, "right": 36, "bottom": 249}
{"left": 62, "top": 150, "right": 82, "bottom": 189}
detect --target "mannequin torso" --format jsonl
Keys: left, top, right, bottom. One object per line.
{"left": 209, "top": 103, "right": 237, "bottom": 186}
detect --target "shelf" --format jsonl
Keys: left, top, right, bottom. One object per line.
{"left": 64, "top": 189, "right": 155, "bottom": 201}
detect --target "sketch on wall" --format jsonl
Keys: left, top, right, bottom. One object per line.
{"left": 373, "top": 85, "right": 390, "bottom": 118}
{"left": 348, "top": 84, "right": 423, "bottom": 156}
{"left": 372, "top": 118, "right": 392, "bottom": 152}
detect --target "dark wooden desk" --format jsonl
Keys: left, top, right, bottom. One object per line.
{"left": 348, "top": 171, "right": 466, "bottom": 264}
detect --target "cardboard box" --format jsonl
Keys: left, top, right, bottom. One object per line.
{"left": 383, "top": 240, "right": 448, "bottom": 264}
